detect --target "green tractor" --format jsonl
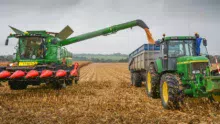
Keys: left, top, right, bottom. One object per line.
{"left": 146, "top": 34, "right": 220, "bottom": 109}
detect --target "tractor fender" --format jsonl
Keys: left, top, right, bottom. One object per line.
{"left": 154, "top": 59, "right": 163, "bottom": 73}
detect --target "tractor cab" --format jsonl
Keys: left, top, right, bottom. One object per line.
{"left": 158, "top": 35, "right": 208, "bottom": 71}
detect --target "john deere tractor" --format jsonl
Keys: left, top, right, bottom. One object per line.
{"left": 145, "top": 35, "right": 220, "bottom": 109}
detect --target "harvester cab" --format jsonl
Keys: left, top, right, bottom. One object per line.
{"left": 146, "top": 34, "right": 220, "bottom": 109}
{"left": 6, "top": 26, "right": 73, "bottom": 65}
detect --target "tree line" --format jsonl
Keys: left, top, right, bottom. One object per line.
{"left": 1, "top": 55, "right": 220, "bottom": 63}
{"left": 72, "top": 56, "right": 129, "bottom": 62}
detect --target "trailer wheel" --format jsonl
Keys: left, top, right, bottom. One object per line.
{"left": 160, "top": 73, "right": 184, "bottom": 109}
{"left": 146, "top": 63, "right": 159, "bottom": 98}
{"left": 133, "top": 72, "right": 142, "bottom": 87}
{"left": 8, "top": 81, "right": 28, "bottom": 90}
{"left": 130, "top": 73, "right": 134, "bottom": 85}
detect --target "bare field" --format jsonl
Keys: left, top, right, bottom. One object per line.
{"left": 0, "top": 63, "right": 220, "bottom": 123}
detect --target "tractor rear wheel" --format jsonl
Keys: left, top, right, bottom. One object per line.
{"left": 8, "top": 81, "right": 28, "bottom": 90}
{"left": 133, "top": 72, "right": 142, "bottom": 87}
{"left": 146, "top": 63, "right": 160, "bottom": 98}
{"left": 160, "top": 73, "right": 184, "bottom": 109}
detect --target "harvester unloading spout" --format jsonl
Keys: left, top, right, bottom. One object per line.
{"left": 59, "top": 19, "right": 155, "bottom": 46}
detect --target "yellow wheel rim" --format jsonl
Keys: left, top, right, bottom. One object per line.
{"left": 163, "top": 81, "right": 169, "bottom": 103}
{"left": 147, "top": 72, "right": 152, "bottom": 92}
{"left": 212, "top": 94, "right": 220, "bottom": 102}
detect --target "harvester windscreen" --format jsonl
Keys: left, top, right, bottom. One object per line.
{"left": 19, "top": 37, "right": 44, "bottom": 59}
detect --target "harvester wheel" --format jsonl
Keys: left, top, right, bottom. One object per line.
{"left": 8, "top": 81, "right": 28, "bottom": 90}
{"left": 133, "top": 72, "right": 142, "bottom": 87}
{"left": 160, "top": 73, "right": 184, "bottom": 109}
{"left": 146, "top": 63, "right": 160, "bottom": 98}
{"left": 74, "top": 79, "right": 78, "bottom": 84}
{"left": 53, "top": 80, "right": 66, "bottom": 90}
{"left": 66, "top": 79, "right": 73, "bottom": 86}
{"left": 75, "top": 68, "right": 80, "bottom": 84}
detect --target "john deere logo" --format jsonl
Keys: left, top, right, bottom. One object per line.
{"left": 19, "top": 62, "right": 38, "bottom": 66}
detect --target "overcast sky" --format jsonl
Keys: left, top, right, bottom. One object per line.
{"left": 0, "top": 0, "right": 220, "bottom": 55}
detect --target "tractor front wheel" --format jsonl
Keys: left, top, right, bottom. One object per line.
{"left": 8, "top": 81, "right": 28, "bottom": 90}
{"left": 160, "top": 73, "right": 184, "bottom": 109}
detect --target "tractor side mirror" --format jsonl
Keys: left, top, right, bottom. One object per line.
{"left": 203, "top": 39, "right": 207, "bottom": 46}
{"left": 5, "top": 39, "right": 9, "bottom": 45}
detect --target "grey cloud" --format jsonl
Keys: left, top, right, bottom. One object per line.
{"left": 0, "top": 0, "right": 219, "bottom": 55}
{"left": 0, "top": 0, "right": 81, "bottom": 6}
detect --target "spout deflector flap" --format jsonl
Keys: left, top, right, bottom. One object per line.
{"left": 9, "top": 26, "right": 24, "bottom": 34}
{"left": 57, "top": 25, "right": 74, "bottom": 40}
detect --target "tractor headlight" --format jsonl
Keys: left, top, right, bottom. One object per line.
{"left": 192, "top": 70, "right": 200, "bottom": 74}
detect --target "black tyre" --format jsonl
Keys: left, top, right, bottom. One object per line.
{"left": 74, "top": 79, "right": 78, "bottom": 84}
{"left": 160, "top": 73, "right": 184, "bottom": 109}
{"left": 29, "top": 81, "right": 41, "bottom": 86}
{"left": 74, "top": 68, "right": 80, "bottom": 84}
{"left": 133, "top": 72, "right": 142, "bottom": 87}
{"left": 146, "top": 63, "right": 160, "bottom": 98}
{"left": 130, "top": 73, "right": 134, "bottom": 85}
{"left": 66, "top": 79, "right": 73, "bottom": 86}
{"left": 8, "top": 81, "right": 28, "bottom": 90}
{"left": 47, "top": 80, "right": 66, "bottom": 90}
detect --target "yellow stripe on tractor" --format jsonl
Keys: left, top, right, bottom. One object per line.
{"left": 177, "top": 60, "right": 208, "bottom": 65}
